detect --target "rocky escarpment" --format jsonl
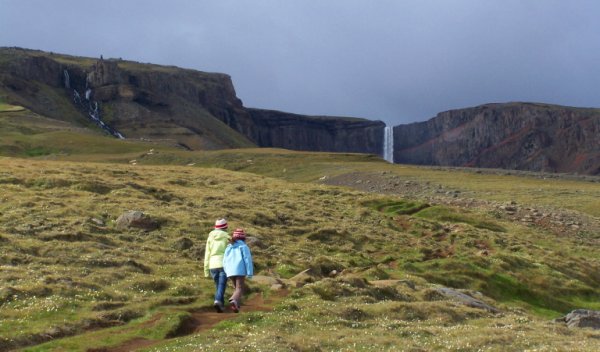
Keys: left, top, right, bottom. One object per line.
{"left": 246, "top": 108, "right": 384, "bottom": 154}
{"left": 0, "top": 47, "right": 385, "bottom": 154}
{"left": 394, "top": 103, "right": 600, "bottom": 175}
{"left": 0, "top": 48, "right": 256, "bottom": 149}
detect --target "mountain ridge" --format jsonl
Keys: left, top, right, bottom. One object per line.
{"left": 394, "top": 102, "right": 600, "bottom": 175}
{"left": 0, "top": 47, "right": 383, "bottom": 154}
{"left": 1, "top": 47, "right": 599, "bottom": 175}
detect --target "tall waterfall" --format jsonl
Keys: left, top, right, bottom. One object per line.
{"left": 383, "top": 125, "right": 394, "bottom": 163}
{"left": 63, "top": 70, "right": 70, "bottom": 89}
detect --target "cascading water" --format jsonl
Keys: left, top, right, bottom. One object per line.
{"left": 383, "top": 125, "right": 394, "bottom": 163}
{"left": 63, "top": 69, "right": 70, "bottom": 89}
{"left": 63, "top": 75, "right": 125, "bottom": 139}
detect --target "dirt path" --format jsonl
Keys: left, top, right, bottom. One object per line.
{"left": 173, "top": 289, "right": 285, "bottom": 336}
{"left": 89, "top": 291, "right": 287, "bottom": 352}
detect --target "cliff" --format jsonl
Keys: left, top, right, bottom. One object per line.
{"left": 0, "top": 47, "right": 256, "bottom": 149}
{"left": 0, "top": 47, "right": 385, "bottom": 154}
{"left": 394, "top": 103, "right": 600, "bottom": 175}
{"left": 246, "top": 108, "right": 384, "bottom": 154}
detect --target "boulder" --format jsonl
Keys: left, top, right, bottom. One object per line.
{"left": 555, "top": 309, "right": 600, "bottom": 329}
{"left": 287, "top": 268, "right": 320, "bottom": 288}
{"left": 115, "top": 211, "right": 158, "bottom": 231}
{"left": 435, "top": 287, "right": 500, "bottom": 313}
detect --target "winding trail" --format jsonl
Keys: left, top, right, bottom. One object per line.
{"left": 88, "top": 291, "right": 287, "bottom": 352}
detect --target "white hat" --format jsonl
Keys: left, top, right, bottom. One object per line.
{"left": 214, "top": 218, "right": 228, "bottom": 229}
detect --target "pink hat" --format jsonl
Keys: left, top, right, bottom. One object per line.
{"left": 214, "top": 218, "right": 228, "bottom": 229}
{"left": 232, "top": 228, "right": 246, "bottom": 241}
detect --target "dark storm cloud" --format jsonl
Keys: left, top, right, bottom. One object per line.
{"left": 2, "top": 0, "right": 600, "bottom": 125}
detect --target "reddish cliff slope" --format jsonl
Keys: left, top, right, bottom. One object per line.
{"left": 394, "top": 103, "right": 600, "bottom": 175}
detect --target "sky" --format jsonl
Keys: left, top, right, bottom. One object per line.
{"left": 1, "top": 0, "right": 600, "bottom": 125}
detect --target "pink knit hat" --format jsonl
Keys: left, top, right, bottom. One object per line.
{"left": 214, "top": 218, "right": 228, "bottom": 229}
{"left": 232, "top": 228, "right": 246, "bottom": 241}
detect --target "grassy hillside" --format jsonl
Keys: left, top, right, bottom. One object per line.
{"left": 0, "top": 155, "right": 599, "bottom": 351}
{"left": 1, "top": 100, "right": 600, "bottom": 350}
{"left": 0, "top": 102, "right": 175, "bottom": 158}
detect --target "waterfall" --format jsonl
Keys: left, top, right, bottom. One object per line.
{"left": 62, "top": 74, "right": 124, "bottom": 139}
{"left": 63, "top": 70, "right": 70, "bottom": 89}
{"left": 73, "top": 90, "right": 81, "bottom": 103}
{"left": 383, "top": 125, "right": 394, "bottom": 163}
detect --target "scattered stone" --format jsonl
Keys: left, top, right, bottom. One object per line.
{"left": 555, "top": 309, "right": 600, "bottom": 329}
{"left": 270, "top": 284, "right": 285, "bottom": 291}
{"left": 435, "top": 287, "right": 500, "bottom": 313}
{"left": 115, "top": 211, "right": 158, "bottom": 231}
{"left": 89, "top": 218, "right": 105, "bottom": 226}
{"left": 287, "top": 268, "right": 319, "bottom": 288}
{"left": 172, "top": 237, "right": 194, "bottom": 251}
{"left": 245, "top": 236, "right": 266, "bottom": 249}
{"left": 250, "top": 276, "right": 286, "bottom": 291}
{"left": 250, "top": 275, "right": 281, "bottom": 286}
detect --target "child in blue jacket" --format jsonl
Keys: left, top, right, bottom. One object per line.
{"left": 223, "top": 228, "right": 254, "bottom": 312}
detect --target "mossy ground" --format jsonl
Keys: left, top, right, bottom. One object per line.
{"left": 0, "top": 154, "right": 599, "bottom": 351}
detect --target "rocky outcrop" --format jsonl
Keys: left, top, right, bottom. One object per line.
{"left": 434, "top": 287, "right": 500, "bottom": 313}
{"left": 555, "top": 309, "right": 600, "bottom": 329}
{"left": 115, "top": 211, "right": 158, "bottom": 231}
{"left": 394, "top": 103, "right": 600, "bottom": 175}
{"left": 247, "top": 108, "right": 384, "bottom": 154}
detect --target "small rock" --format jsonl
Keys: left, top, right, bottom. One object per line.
{"left": 287, "top": 268, "right": 319, "bottom": 288}
{"left": 436, "top": 287, "right": 500, "bottom": 313}
{"left": 270, "top": 284, "right": 285, "bottom": 291}
{"left": 251, "top": 275, "right": 284, "bottom": 287}
{"left": 115, "top": 211, "right": 158, "bottom": 231}
{"left": 172, "top": 237, "right": 194, "bottom": 251}
{"left": 89, "top": 218, "right": 105, "bottom": 226}
{"left": 246, "top": 236, "right": 266, "bottom": 249}
{"left": 556, "top": 309, "right": 600, "bottom": 329}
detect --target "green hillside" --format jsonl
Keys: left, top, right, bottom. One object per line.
{"left": 0, "top": 152, "right": 598, "bottom": 351}
{"left": 1, "top": 99, "right": 600, "bottom": 351}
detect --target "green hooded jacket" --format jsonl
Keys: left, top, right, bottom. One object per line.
{"left": 204, "top": 229, "right": 230, "bottom": 277}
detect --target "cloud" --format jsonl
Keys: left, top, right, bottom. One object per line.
{"left": 1, "top": 0, "right": 599, "bottom": 125}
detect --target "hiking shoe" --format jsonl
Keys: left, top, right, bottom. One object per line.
{"left": 230, "top": 300, "right": 240, "bottom": 313}
{"left": 213, "top": 300, "right": 224, "bottom": 313}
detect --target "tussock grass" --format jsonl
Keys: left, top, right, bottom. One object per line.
{"left": 0, "top": 156, "right": 599, "bottom": 350}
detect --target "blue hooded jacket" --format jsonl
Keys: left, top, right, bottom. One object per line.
{"left": 223, "top": 240, "right": 254, "bottom": 278}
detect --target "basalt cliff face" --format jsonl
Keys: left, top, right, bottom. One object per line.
{"left": 0, "top": 47, "right": 384, "bottom": 154}
{"left": 246, "top": 108, "right": 384, "bottom": 154}
{"left": 394, "top": 103, "right": 600, "bottom": 175}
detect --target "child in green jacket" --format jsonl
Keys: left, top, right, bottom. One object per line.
{"left": 204, "top": 218, "right": 230, "bottom": 312}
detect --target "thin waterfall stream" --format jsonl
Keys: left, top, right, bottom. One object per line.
{"left": 383, "top": 125, "right": 394, "bottom": 163}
